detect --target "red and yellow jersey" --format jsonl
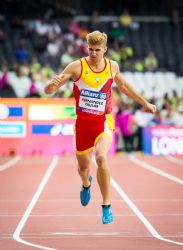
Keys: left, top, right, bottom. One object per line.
{"left": 73, "top": 57, "right": 113, "bottom": 116}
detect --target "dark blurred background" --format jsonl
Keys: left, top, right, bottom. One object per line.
{"left": 1, "top": 0, "right": 183, "bottom": 16}
{"left": 0, "top": 0, "right": 183, "bottom": 154}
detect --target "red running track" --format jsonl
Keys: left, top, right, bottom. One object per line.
{"left": 0, "top": 154, "right": 183, "bottom": 250}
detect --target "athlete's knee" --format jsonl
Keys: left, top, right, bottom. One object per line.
{"left": 96, "top": 153, "right": 107, "bottom": 168}
{"left": 78, "top": 161, "right": 90, "bottom": 172}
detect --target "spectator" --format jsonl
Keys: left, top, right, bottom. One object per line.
{"left": 108, "top": 22, "right": 124, "bottom": 42}
{"left": 134, "top": 59, "right": 144, "bottom": 72}
{"left": 46, "top": 36, "right": 61, "bottom": 57}
{"left": 30, "top": 56, "right": 41, "bottom": 75}
{"left": 120, "top": 42, "right": 134, "bottom": 62}
{"left": 15, "top": 38, "right": 29, "bottom": 63}
{"left": 134, "top": 106, "right": 154, "bottom": 150}
{"left": 41, "top": 63, "right": 54, "bottom": 80}
{"left": 144, "top": 51, "right": 158, "bottom": 72}
{"left": 68, "top": 17, "right": 81, "bottom": 36}
{"left": 49, "top": 19, "right": 62, "bottom": 36}
{"left": 161, "top": 93, "right": 172, "bottom": 112}
{"left": 35, "top": 18, "right": 50, "bottom": 36}
{"left": 0, "top": 64, "right": 8, "bottom": 89}
{"left": 90, "top": 10, "right": 103, "bottom": 31}
{"left": 60, "top": 45, "right": 75, "bottom": 68}
{"left": 78, "top": 24, "right": 90, "bottom": 40}
{"left": 108, "top": 40, "right": 122, "bottom": 64}
{"left": 116, "top": 103, "right": 138, "bottom": 152}
{"left": 0, "top": 64, "right": 16, "bottom": 98}
{"left": 170, "top": 89, "right": 179, "bottom": 111}
{"left": 8, "top": 66, "right": 31, "bottom": 97}
{"left": 75, "top": 38, "right": 87, "bottom": 57}
{"left": 45, "top": 36, "right": 61, "bottom": 68}
{"left": 59, "top": 84, "right": 73, "bottom": 98}
{"left": 119, "top": 10, "right": 133, "bottom": 28}
{"left": 26, "top": 75, "right": 41, "bottom": 98}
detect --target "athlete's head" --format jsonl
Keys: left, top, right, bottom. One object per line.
{"left": 86, "top": 31, "right": 107, "bottom": 47}
{"left": 86, "top": 31, "right": 107, "bottom": 63}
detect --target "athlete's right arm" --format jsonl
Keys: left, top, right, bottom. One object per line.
{"left": 44, "top": 60, "right": 80, "bottom": 95}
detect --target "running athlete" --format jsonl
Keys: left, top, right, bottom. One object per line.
{"left": 45, "top": 31, "right": 157, "bottom": 224}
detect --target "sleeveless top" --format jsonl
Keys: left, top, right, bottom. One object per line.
{"left": 73, "top": 57, "right": 113, "bottom": 117}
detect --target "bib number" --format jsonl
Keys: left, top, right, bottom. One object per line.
{"left": 79, "top": 89, "right": 106, "bottom": 114}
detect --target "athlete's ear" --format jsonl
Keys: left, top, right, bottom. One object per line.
{"left": 104, "top": 46, "right": 107, "bottom": 53}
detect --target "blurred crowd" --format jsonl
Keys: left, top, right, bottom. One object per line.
{"left": 0, "top": 10, "right": 160, "bottom": 98}
{"left": 114, "top": 87, "right": 183, "bottom": 152}
{"left": 0, "top": 11, "right": 182, "bottom": 153}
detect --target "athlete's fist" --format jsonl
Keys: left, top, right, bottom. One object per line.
{"left": 144, "top": 102, "right": 157, "bottom": 114}
{"left": 44, "top": 75, "right": 61, "bottom": 94}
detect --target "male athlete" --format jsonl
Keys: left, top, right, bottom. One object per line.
{"left": 45, "top": 31, "right": 156, "bottom": 224}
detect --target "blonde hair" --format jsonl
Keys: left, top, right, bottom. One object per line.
{"left": 86, "top": 30, "right": 107, "bottom": 46}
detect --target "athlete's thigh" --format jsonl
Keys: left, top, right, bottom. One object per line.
{"left": 76, "top": 151, "right": 93, "bottom": 168}
{"left": 95, "top": 135, "right": 112, "bottom": 155}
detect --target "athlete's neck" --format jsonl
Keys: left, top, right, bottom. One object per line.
{"left": 87, "top": 57, "right": 105, "bottom": 71}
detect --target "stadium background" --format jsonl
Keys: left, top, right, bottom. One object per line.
{"left": 0, "top": 0, "right": 183, "bottom": 156}
{"left": 0, "top": 2, "right": 183, "bottom": 250}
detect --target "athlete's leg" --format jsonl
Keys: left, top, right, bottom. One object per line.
{"left": 76, "top": 151, "right": 93, "bottom": 187}
{"left": 76, "top": 151, "right": 93, "bottom": 206}
{"left": 95, "top": 136, "right": 112, "bottom": 205}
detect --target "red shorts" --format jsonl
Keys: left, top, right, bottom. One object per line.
{"left": 74, "top": 113, "right": 114, "bottom": 155}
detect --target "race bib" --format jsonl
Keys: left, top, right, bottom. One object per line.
{"left": 79, "top": 89, "right": 106, "bottom": 114}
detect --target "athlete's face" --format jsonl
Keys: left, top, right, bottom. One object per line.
{"left": 87, "top": 44, "right": 107, "bottom": 64}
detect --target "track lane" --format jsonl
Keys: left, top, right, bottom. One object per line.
{"left": 1, "top": 155, "right": 183, "bottom": 250}
{"left": 20, "top": 156, "right": 152, "bottom": 250}
{"left": 109, "top": 155, "right": 183, "bottom": 247}
{"left": 0, "top": 156, "right": 53, "bottom": 250}
{"left": 133, "top": 155, "right": 183, "bottom": 179}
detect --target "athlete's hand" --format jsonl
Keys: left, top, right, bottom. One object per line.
{"left": 144, "top": 102, "right": 157, "bottom": 114}
{"left": 44, "top": 75, "right": 61, "bottom": 94}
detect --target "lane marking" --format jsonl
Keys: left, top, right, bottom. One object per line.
{"left": 92, "top": 157, "right": 183, "bottom": 246}
{"left": 2, "top": 213, "right": 183, "bottom": 217}
{"left": 2, "top": 232, "right": 183, "bottom": 239}
{"left": 13, "top": 156, "right": 59, "bottom": 250}
{"left": 52, "top": 232, "right": 120, "bottom": 236}
{"left": 165, "top": 156, "right": 183, "bottom": 165}
{"left": 0, "top": 156, "right": 21, "bottom": 171}
{"left": 129, "top": 155, "right": 183, "bottom": 185}
{"left": 110, "top": 178, "right": 183, "bottom": 246}
{"left": 1, "top": 198, "right": 183, "bottom": 202}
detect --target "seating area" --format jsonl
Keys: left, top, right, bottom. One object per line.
{"left": 124, "top": 21, "right": 183, "bottom": 75}
{"left": 122, "top": 71, "right": 183, "bottom": 99}
{"left": 0, "top": 14, "right": 183, "bottom": 104}
{"left": 0, "top": 14, "right": 183, "bottom": 74}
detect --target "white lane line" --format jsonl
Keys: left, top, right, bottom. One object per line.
{"left": 129, "top": 155, "right": 183, "bottom": 185}
{"left": 52, "top": 232, "right": 120, "bottom": 236}
{"left": 165, "top": 156, "right": 183, "bottom": 165}
{"left": 110, "top": 178, "right": 183, "bottom": 246}
{"left": 2, "top": 213, "right": 183, "bottom": 217}
{"left": 1, "top": 198, "right": 183, "bottom": 202}
{"left": 13, "top": 156, "right": 59, "bottom": 250}
{"left": 2, "top": 233, "right": 183, "bottom": 239}
{"left": 92, "top": 157, "right": 183, "bottom": 246}
{"left": 0, "top": 156, "right": 21, "bottom": 171}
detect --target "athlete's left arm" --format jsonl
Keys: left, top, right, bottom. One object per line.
{"left": 112, "top": 61, "right": 157, "bottom": 114}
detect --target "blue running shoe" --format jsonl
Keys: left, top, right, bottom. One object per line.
{"left": 80, "top": 176, "right": 92, "bottom": 206}
{"left": 102, "top": 205, "right": 114, "bottom": 224}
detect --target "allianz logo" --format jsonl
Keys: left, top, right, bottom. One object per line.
{"left": 80, "top": 89, "right": 106, "bottom": 99}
